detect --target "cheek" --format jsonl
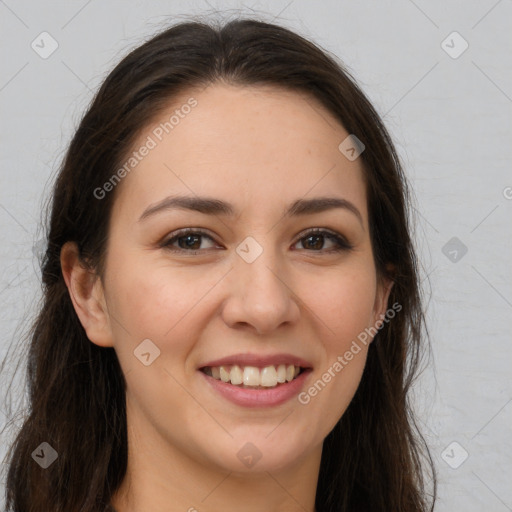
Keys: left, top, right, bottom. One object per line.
{"left": 104, "top": 250, "right": 243, "bottom": 392}
{"left": 107, "top": 247, "right": 378, "bottom": 362}
{"left": 104, "top": 257, "right": 217, "bottom": 422}
{"left": 107, "top": 246, "right": 216, "bottom": 328}
{"left": 295, "top": 262, "right": 377, "bottom": 424}
{"left": 303, "top": 260, "right": 378, "bottom": 344}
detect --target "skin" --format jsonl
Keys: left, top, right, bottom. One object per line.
{"left": 61, "top": 84, "right": 393, "bottom": 512}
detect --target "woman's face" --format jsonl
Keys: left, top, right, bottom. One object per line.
{"left": 95, "top": 84, "right": 391, "bottom": 475}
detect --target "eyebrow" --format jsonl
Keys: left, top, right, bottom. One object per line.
{"left": 138, "top": 195, "right": 363, "bottom": 226}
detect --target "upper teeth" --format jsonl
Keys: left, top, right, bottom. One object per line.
{"left": 205, "top": 364, "right": 301, "bottom": 387}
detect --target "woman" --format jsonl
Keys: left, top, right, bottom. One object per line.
{"left": 3, "top": 18, "right": 436, "bottom": 512}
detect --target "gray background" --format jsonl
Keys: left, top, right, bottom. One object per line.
{"left": 1, "top": 1, "right": 511, "bottom": 510}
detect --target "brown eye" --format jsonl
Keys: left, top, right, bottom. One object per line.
{"left": 161, "top": 228, "right": 352, "bottom": 255}
{"left": 162, "top": 229, "right": 217, "bottom": 252}
{"left": 293, "top": 229, "right": 353, "bottom": 252}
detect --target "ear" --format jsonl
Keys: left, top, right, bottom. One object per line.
{"left": 371, "top": 271, "right": 395, "bottom": 335}
{"left": 60, "top": 241, "right": 114, "bottom": 348}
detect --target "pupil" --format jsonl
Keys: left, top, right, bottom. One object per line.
{"left": 181, "top": 235, "right": 200, "bottom": 249}
{"left": 305, "top": 235, "right": 323, "bottom": 250}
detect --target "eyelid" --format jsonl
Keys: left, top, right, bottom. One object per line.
{"left": 295, "top": 226, "right": 343, "bottom": 241}
{"left": 293, "top": 227, "right": 353, "bottom": 251}
{"left": 160, "top": 227, "right": 218, "bottom": 249}
{"left": 161, "top": 227, "right": 353, "bottom": 253}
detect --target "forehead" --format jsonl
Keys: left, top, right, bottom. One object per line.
{"left": 111, "top": 83, "right": 367, "bottom": 223}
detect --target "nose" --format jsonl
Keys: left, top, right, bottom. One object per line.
{"left": 221, "top": 244, "right": 300, "bottom": 335}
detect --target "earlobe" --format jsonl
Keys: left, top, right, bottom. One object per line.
{"left": 60, "top": 241, "right": 114, "bottom": 348}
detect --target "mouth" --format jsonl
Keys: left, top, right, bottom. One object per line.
{"left": 198, "top": 353, "right": 313, "bottom": 407}
{"left": 200, "top": 364, "right": 306, "bottom": 389}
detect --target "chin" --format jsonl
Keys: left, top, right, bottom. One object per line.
{"left": 202, "top": 430, "right": 316, "bottom": 474}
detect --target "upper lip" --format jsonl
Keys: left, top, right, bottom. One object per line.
{"left": 199, "top": 353, "right": 313, "bottom": 369}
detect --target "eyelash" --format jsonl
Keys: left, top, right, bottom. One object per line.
{"left": 161, "top": 228, "right": 353, "bottom": 254}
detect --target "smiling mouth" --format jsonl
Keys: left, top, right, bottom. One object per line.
{"left": 200, "top": 364, "right": 306, "bottom": 389}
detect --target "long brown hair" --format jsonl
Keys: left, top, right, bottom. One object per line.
{"left": 2, "top": 17, "right": 436, "bottom": 512}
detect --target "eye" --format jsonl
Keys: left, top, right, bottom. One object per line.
{"left": 161, "top": 229, "right": 218, "bottom": 253}
{"left": 292, "top": 228, "right": 353, "bottom": 253}
{"left": 161, "top": 228, "right": 353, "bottom": 254}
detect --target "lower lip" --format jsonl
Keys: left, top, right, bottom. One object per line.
{"left": 200, "top": 370, "right": 311, "bottom": 408}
